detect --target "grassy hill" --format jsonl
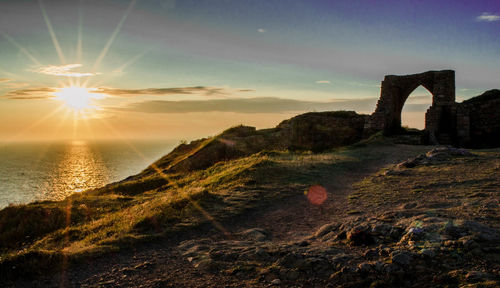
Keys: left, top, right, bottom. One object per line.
{"left": 0, "top": 120, "right": 499, "bottom": 287}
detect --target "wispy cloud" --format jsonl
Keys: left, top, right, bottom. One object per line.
{"left": 96, "top": 86, "right": 254, "bottom": 97}
{"left": 315, "top": 80, "right": 330, "bottom": 84}
{"left": 119, "top": 97, "right": 380, "bottom": 114}
{"left": 32, "top": 64, "right": 98, "bottom": 77}
{"left": 0, "top": 78, "right": 11, "bottom": 83}
{"left": 3, "top": 87, "right": 56, "bottom": 99}
{"left": 3, "top": 85, "right": 255, "bottom": 100}
{"left": 258, "top": 28, "right": 266, "bottom": 33}
{"left": 2, "top": 82, "right": 30, "bottom": 89}
{"left": 476, "top": 12, "right": 500, "bottom": 22}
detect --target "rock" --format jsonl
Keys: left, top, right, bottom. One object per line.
{"left": 294, "top": 240, "right": 310, "bottom": 247}
{"left": 465, "top": 271, "right": 491, "bottom": 283}
{"left": 270, "top": 278, "right": 281, "bottom": 285}
{"left": 276, "top": 253, "right": 304, "bottom": 269}
{"left": 285, "top": 269, "right": 299, "bottom": 281}
{"left": 383, "top": 263, "right": 400, "bottom": 274}
{"left": 347, "top": 227, "right": 375, "bottom": 246}
{"left": 369, "top": 280, "right": 387, "bottom": 288}
{"left": 254, "top": 248, "right": 271, "bottom": 261}
{"left": 373, "top": 261, "right": 385, "bottom": 272}
{"left": 389, "top": 226, "right": 404, "bottom": 240}
{"left": 405, "top": 227, "right": 426, "bottom": 241}
{"left": 315, "top": 223, "right": 340, "bottom": 237}
{"left": 470, "top": 248, "right": 483, "bottom": 256}
{"left": 420, "top": 248, "right": 435, "bottom": 258}
{"left": 340, "top": 266, "right": 356, "bottom": 274}
{"left": 182, "top": 244, "right": 210, "bottom": 258}
{"left": 462, "top": 238, "right": 479, "bottom": 251}
{"left": 239, "top": 228, "right": 270, "bottom": 241}
{"left": 398, "top": 154, "right": 426, "bottom": 168}
{"left": 300, "top": 257, "right": 331, "bottom": 275}
{"left": 401, "top": 202, "right": 417, "bottom": 209}
{"left": 461, "top": 221, "right": 500, "bottom": 242}
{"left": 391, "top": 252, "right": 412, "bottom": 267}
{"left": 426, "top": 147, "right": 475, "bottom": 158}
{"left": 477, "top": 232, "right": 498, "bottom": 242}
{"left": 178, "top": 239, "right": 211, "bottom": 251}
{"left": 363, "top": 248, "right": 379, "bottom": 260}
{"left": 194, "top": 259, "right": 220, "bottom": 273}
{"left": 371, "top": 224, "right": 392, "bottom": 236}
{"left": 358, "top": 263, "right": 372, "bottom": 273}
{"left": 334, "top": 231, "right": 347, "bottom": 240}
{"left": 330, "top": 254, "right": 354, "bottom": 268}
{"left": 379, "top": 247, "right": 392, "bottom": 257}
{"left": 443, "top": 221, "right": 465, "bottom": 238}
{"left": 443, "top": 240, "right": 457, "bottom": 247}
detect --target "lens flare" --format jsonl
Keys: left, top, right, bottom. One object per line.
{"left": 307, "top": 185, "right": 328, "bottom": 205}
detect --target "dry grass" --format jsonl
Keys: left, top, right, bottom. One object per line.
{"left": 348, "top": 148, "right": 500, "bottom": 228}
{"left": 0, "top": 137, "right": 436, "bottom": 278}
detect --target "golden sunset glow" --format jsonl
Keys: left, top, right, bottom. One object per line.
{"left": 53, "top": 86, "right": 105, "bottom": 112}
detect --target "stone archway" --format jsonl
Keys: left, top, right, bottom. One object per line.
{"left": 365, "top": 70, "right": 456, "bottom": 143}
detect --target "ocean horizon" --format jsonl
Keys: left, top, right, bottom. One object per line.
{"left": 0, "top": 139, "right": 177, "bottom": 208}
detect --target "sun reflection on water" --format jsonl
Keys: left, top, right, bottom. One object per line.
{"left": 44, "top": 141, "right": 109, "bottom": 200}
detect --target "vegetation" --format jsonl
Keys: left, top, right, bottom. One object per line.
{"left": 0, "top": 137, "right": 401, "bottom": 278}
{"left": 2, "top": 129, "right": 498, "bottom": 285}
{"left": 348, "top": 149, "right": 500, "bottom": 226}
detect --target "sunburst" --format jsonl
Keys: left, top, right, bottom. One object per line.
{"left": 53, "top": 86, "right": 105, "bottom": 112}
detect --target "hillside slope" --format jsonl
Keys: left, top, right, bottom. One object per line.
{"left": 0, "top": 114, "right": 498, "bottom": 287}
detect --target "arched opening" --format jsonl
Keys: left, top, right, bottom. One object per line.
{"left": 401, "top": 86, "right": 433, "bottom": 130}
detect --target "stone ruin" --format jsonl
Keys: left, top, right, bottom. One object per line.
{"left": 364, "top": 70, "right": 500, "bottom": 148}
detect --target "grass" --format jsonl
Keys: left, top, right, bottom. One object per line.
{"left": 348, "top": 148, "right": 500, "bottom": 227}
{"left": 0, "top": 135, "right": 440, "bottom": 279}
{"left": 0, "top": 144, "right": 377, "bottom": 278}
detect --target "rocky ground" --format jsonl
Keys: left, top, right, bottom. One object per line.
{"left": 5, "top": 145, "right": 498, "bottom": 287}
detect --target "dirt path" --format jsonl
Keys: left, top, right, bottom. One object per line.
{"left": 229, "top": 144, "right": 432, "bottom": 242}
{"left": 10, "top": 145, "right": 431, "bottom": 288}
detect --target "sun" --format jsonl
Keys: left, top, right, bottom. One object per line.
{"left": 53, "top": 86, "right": 105, "bottom": 111}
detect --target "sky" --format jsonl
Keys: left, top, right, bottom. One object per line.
{"left": 0, "top": 0, "right": 499, "bottom": 141}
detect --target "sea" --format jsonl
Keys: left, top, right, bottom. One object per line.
{"left": 0, "top": 140, "right": 177, "bottom": 209}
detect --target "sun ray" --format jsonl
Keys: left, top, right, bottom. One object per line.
{"left": 84, "top": 47, "right": 151, "bottom": 88}
{"left": 53, "top": 86, "right": 105, "bottom": 112}
{"left": 92, "top": 0, "right": 136, "bottom": 71}
{"left": 81, "top": 114, "right": 95, "bottom": 140}
{"left": 95, "top": 117, "right": 232, "bottom": 238}
{"left": 38, "top": 0, "right": 66, "bottom": 64}
{"left": 0, "top": 105, "right": 64, "bottom": 147}
{"left": 115, "top": 47, "right": 151, "bottom": 73}
{"left": 1, "top": 31, "right": 42, "bottom": 66}
{"left": 33, "top": 109, "right": 71, "bottom": 166}
{"left": 0, "top": 67, "right": 24, "bottom": 79}
{"left": 76, "top": 4, "right": 83, "bottom": 63}
{"left": 73, "top": 111, "right": 81, "bottom": 140}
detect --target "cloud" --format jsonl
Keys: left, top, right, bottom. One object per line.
{"left": 0, "top": 79, "right": 30, "bottom": 89}
{"left": 3, "top": 85, "right": 255, "bottom": 100}
{"left": 315, "top": 80, "right": 330, "bottom": 84}
{"left": 3, "top": 87, "right": 56, "bottom": 99}
{"left": 476, "top": 12, "right": 500, "bottom": 22}
{"left": 96, "top": 86, "right": 253, "bottom": 97}
{"left": 32, "top": 64, "right": 98, "bottom": 77}
{"left": 119, "top": 97, "right": 379, "bottom": 114}
{"left": 258, "top": 28, "right": 266, "bottom": 33}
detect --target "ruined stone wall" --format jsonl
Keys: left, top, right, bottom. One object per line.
{"left": 456, "top": 90, "right": 500, "bottom": 148}
{"left": 364, "top": 71, "right": 499, "bottom": 147}
{"left": 365, "top": 70, "right": 455, "bottom": 140}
